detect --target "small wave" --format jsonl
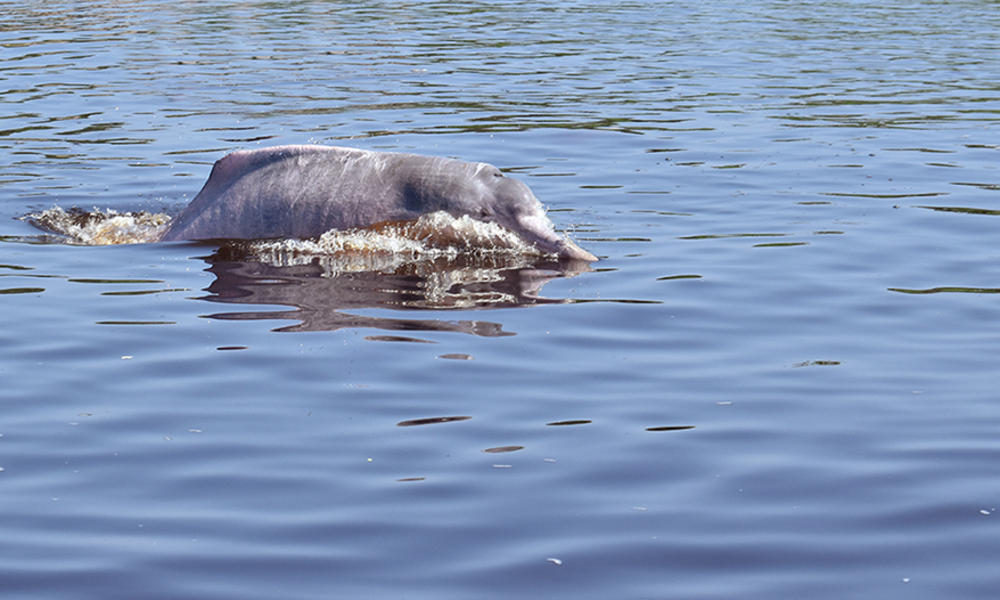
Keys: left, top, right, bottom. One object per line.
{"left": 22, "top": 207, "right": 170, "bottom": 245}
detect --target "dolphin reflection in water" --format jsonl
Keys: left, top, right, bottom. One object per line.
{"left": 198, "top": 245, "right": 590, "bottom": 336}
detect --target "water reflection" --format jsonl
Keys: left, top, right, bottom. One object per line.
{"left": 197, "top": 245, "right": 590, "bottom": 335}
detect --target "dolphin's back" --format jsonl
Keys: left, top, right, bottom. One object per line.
{"left": 155, "top": 144, "right": 597, "bottom": 261}
{"left": 159, "top": 145, "right": 433, "bottom": 241}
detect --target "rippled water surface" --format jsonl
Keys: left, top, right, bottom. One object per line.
{"left": 3, "top": 2, "right": 1000, "bottom": 598}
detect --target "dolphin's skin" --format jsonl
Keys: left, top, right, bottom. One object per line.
{"left": 159, "top": 145, "right": 597, "bottom": 261}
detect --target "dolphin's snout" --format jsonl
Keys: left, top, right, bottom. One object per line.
{"left": 557, "top": 238, "right": 598, "bottom": 262}
{"left": 513, "top": 213, "right": 598, "bottom": 262}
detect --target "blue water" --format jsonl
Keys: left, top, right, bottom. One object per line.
{"left": 4, "top": 2, "right": 1000, "bottom": 598}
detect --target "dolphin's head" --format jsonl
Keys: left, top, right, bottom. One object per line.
{"left": 467, "top": 163, "right": 598, "bottom": 262}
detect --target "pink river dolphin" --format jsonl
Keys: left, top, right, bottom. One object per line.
{"left": 159, "top": 145, "right": 597, "bottom": 261}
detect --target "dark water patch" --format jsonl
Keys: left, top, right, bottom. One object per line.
{"left": 69, "top": 278, "right": 165, "bottom": 284}
{"left": 546, "top": 420, "right": 592, "bottom": 427}
{"left": 951, "top": 182, "right": 1000, "bottom": 191}
{"left": 781, "top": 114, "right": 961, "bottom": 129}
{"left": 437, "top": 353, "right": 473, "bottom": 360}
{"left": 0, "top": 287, "right": 45, "bottom": 294}
{"left": 56, "top": 121, "right": 125, "bottom": 137}
{"left": 793, "top": 360, "right": 842, "bottom": 368}
{"left": 645, "top": 425, "right": 695, "bottom": 432}
{"left": 916, "top": 205, "right": 1000, "bottom": 216}
{"left": 754, "top": 241, "right": 808, "bottom": 248}
{"left": 823, "top": 192, "right": 948, "bottom": 199}
{"left": 95, "top": 320, "right": 176, "bottom": 325}
{"left": 569, "top": 298, "right": 662, "bottom": 305}
{"left": 216, "top": 346, "right": 248, "bottom": 351}
{"left": 657, "top": 274, "right": 702, "bottom": 281}
{"left": 482, "top": 446, "right": 524, "bottom": 454}
{"left": 0, "top": 264, "right": 32, "bottom": 271}
{"left": 0, "top": 273, "right": 62, "bottom": 279}
{"left": 812, "top": 231, "right": 844, "bottom": 235}
{"left": 797, "top": 201, "right": 833, "bottom": 205}
{"left": 397, "top": 416, "right": 472, "bottom": 427}
{"left": 100, "top": 288, "right": 189, "bottom": 296}
{"left": 220, "top": 135, "right": 277, "bottom": 144}
{"left": 679, "top": 233, "right": 788, "bottom": 240}
{"left": 127, "top": 161, "right": 172, "bottom": 168}
{"left": 889, "top": 286, "right": 1000, "bottom": 295}
{"left": 883, "top": 147, "right": 955, "bottom": 153}
{"left": 397, "top": 477, "right": 426, "bottom": 482}
{"left": 501, "top": 166, "right": 538, "bottom": 174}
{"left": 365, "top": 335, "right": 437, "bottom": 344}
{"left": 163, "top": 146, "right": 233, "bottom": 155}
{"left": 582, "top": 237, "right": 651, "bottom": 242}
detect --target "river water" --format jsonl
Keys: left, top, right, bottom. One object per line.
{"left": 3, "top": 2, "right": 1000, "bottom": 598}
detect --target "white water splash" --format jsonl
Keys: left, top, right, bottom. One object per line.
{"left": 23, "top": 207, "right": 170, "bottom": 245}
{"left": 244, "top": 211, "right": 548, "bottom": 266}
{"left": 21, "top": 208, "right": 553, "bottom": 267}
